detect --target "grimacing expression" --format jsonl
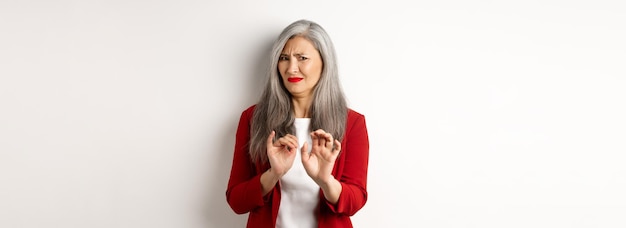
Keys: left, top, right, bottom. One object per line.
{"left": 277, "top": 36, "right": 323, "bottom": 98}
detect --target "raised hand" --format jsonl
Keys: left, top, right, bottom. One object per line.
{"left": 266, "top": 131, "right": 298, "bottom": 178}
{"left": 301, "top": 129, "right": 341, "bottom": 185}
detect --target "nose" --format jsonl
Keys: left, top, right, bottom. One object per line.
{"left": 287, "top": 58, "right": 298, "bottom": 74}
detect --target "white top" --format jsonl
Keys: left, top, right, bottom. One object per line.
{"left": 276, "top": 118, "right": 319, "bottom": 228}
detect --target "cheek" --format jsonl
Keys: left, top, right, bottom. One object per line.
{"left": 306, "top": 62, "right": 322, "bottom": 78}
{"left": 301, "top": 62, "right": 317, "bottom": 75}
{"left": 277, "top": 63, "right": 287, "bottom": 76}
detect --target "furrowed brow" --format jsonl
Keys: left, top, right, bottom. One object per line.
{"left": 280, "top": 52, "right": 306, "bottom": 56}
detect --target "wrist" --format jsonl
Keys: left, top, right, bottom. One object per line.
{"left": 318, "top": 176, "right": 342, "bottom": 204}
{"left": 260, "top": 168, "right": 280, "bottom": 195}
{"left": 316, "top": 175, "right": 336, "bottom": 189}
{"left": 267, "top": 168, "right": 281, "bottom": 180}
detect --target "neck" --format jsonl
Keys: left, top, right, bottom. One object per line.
{"left": 292, "top": 96, "right": 312, "bottom": 118}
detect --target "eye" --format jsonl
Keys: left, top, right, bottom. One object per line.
{"left": 279, "top": 56, "right": 289, "bottom": 61}
{"left": 298, "top": 56, "right": 308, "bottom": 61}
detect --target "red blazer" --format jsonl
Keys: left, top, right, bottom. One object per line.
{"left": 226, "top": 105, "right": 369, "bottom": 228}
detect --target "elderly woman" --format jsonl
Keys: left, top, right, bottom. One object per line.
{"left": 226, "top": 19, "right": 370, "bottom": 228}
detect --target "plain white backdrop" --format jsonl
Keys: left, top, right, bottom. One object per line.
{"left": 1, "top": 0, "right": 625, "bottom": 227}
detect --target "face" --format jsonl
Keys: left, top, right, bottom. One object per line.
{"left": 277, "top": 36, "right": 323, "bottom": 99}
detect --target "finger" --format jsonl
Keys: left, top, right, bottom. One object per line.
{"left": 313, "top": 130, "right": 326, "bottom": 147}
{"left": 301, "top": 142, "right": 309, "bottom": 162}
{"left": 276, "top": 138, "right": 295, "bottom": 152}
{"left": 280, "top": 134, "right": 296, "bottom": 141}
{"left": 273, "top": 136, "right": 283, "bottom": 147}
{"left": 324, "top": 133, "right": 334, "bottom": 149}
{"left": 277, "top": 135, "right": 298, "bottom": 152}
{"left": 312, "top": 130, "right": 332, "bottom": 149}
{"left": 266, "top": 131, "right": 275, "bottom": 147}
{"left": 284, "top": 134, "right": 299, "bottom": 152}
{"left": 310, "top": 132, "right": 320, "bottom": 148}
{"left": 285, "top": 134, "right": 299, "bottom": 146}
{"left": 333, "top": 139, "right": 342, "bottom": 154}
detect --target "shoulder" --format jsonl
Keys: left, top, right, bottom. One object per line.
{"left": 345, "top": 108, "right": 369, "bottom": 140}
{"left": 347, "top": 108, "right": 365, "bottom": 121}
{"left": 238, "top": 104, "right": 257, "bottom": 122}
{"left": 242, "top": 104, "right": 256, "bottom": 116}
{"left": 346, "top": 108, "right": 367, "bottom": 129}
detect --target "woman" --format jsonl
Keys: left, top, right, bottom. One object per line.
{"left": 226, "top": 19, "right": 369, "bottom": 228}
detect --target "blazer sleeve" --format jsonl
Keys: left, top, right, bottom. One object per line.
{"left": 225, "top": 108, "right": 266, "bottom": 214}
{"left": 324, "top": 112, "right": 370, "bottom": 215}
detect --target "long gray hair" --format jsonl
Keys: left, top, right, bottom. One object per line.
{"left": 249, "top": 19, "right": 348, "bottom": 164}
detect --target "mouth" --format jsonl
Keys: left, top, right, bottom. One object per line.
{"left": 287, "top": 77, "right": 303, "bottom": 83}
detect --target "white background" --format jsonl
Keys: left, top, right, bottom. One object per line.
{"left": 1, "top": 0, "right": 625, "bottom": 227}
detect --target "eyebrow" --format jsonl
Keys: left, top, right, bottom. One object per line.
{"left": 280, "top": 53, "right": 306, "bottom": 56}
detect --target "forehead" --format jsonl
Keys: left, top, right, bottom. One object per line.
{"left": 281, "top": 36, "right": 318, "bottom": 54}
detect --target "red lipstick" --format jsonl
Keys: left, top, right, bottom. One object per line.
{"left": 288, "top": 78, "right": 303, "bottom": 83}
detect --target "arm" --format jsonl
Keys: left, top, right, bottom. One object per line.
{"left": 318, "top": 175, "right": 343, "bottom": 204}
{"left": 301, "top": 130, "right": 344, "bottom": 204}
{"left": 261, "top": 130, "right": 298, "bottom": 195}
{"left": 260, "top": 169, "right": 280, "bottom": 195}
{"left": 324, "top": 113, "right": 369, "bottom": 216}
{"left": 225, "top": 108, "right": 266, "bottom": 214}
{"left": 225, "top": 108, "right": 298, "bottom": 214}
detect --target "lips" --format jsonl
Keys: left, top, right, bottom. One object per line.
{"left": 287, "top": 77, "right": 303, "bottom": 83}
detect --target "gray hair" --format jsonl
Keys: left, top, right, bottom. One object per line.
{"left": 249, "top": 19, "right": 348, "bottom": 164}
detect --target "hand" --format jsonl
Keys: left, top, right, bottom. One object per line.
{"left": 266, "top": 131, "right": 298, "bottom": 178}
{"left": 301, "top": 129, "right": 341, "bottom": 186}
